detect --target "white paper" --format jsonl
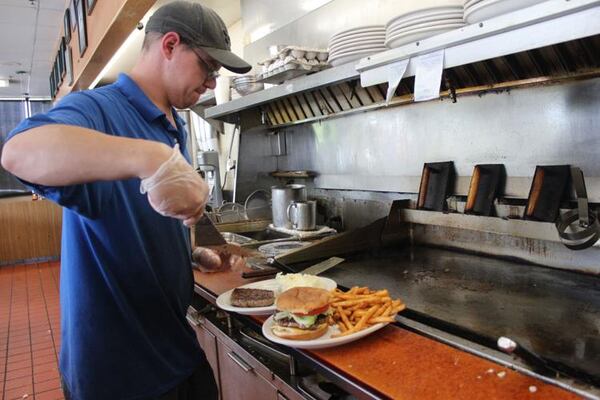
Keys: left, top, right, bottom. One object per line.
{"left": 360, "top": 67, "right": 386, "bottom": 87}
{"left": 385, "top": 59, "right": 409, "bottom": 105}
{"left": 414, "top": 49, "right": 445, "bottom": 102}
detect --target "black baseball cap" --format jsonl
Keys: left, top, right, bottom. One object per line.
{"left": 145, "top": 1, "right": 251, "bottom": 74}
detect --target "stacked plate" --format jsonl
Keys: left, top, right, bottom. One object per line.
{"left": 327, "top": 25, "right": 386, "bottom": 67}
{"left": 385, "top": 2, "right": 465, "bottom": 49}
{"left": 232, "top": 75, "right": 264, "bottom": 96}
{"left": 464, "top": 0, "right": 546, "bottom": 24}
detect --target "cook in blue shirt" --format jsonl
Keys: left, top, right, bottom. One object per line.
{"left": 1, "top": 2, "right": 251, "bottom": 399}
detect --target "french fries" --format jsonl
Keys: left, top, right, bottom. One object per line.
{"left": 329, "top": 286, "right": 406, "bottom": 338}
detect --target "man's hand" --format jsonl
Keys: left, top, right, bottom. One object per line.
{"left": 192, "top": 246, "right": 247, "bottom": 272}
{"left": 140, "top": 144, "right": 209, "bottom": 226}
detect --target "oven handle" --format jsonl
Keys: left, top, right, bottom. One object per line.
{"left": 186, "top": 307, "right": 205, "bottom": 327}
{"left": 239, "top": 327, "right": 291, "bottom": 361}
{"left": 295, "top": 379, "right": 323, "bottom": 400}
{"left": 227, "top": 351, "right": 254, "bottom": 373}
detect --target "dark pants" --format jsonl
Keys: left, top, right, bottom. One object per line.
{"left": 62, "top": 357, "right": 218, "bottom": 400}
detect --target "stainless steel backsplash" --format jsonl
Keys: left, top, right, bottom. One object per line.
{"left": 237, "top": 77, "right": 600, "bottom": 201}
{"left": 235, "top": 78, "right": 600, "bottom": 271}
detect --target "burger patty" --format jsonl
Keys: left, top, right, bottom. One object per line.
{"left": 274, "top": 314, "right": 328, "bottom": 329}
{"left": 230, "top": 288, "right": 274, "bottom": 307}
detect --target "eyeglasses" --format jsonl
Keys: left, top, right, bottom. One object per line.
{"left": 190, "top": 48, "right": 220, "bottom": 81}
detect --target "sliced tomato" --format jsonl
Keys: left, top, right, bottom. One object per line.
{"left": 294, "top": 304, "right": 329, "bottom": 316}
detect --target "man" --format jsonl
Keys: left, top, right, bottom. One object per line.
{"left": 1, "top": 2, "right": 251, "bottom": 399}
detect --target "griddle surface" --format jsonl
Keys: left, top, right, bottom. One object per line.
{"left": 317, "top": 246, "right": 600, "bottom": 379}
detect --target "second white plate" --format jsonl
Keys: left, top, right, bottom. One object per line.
{"left": 262, "top": 315, "right": 387, "bottom": 349}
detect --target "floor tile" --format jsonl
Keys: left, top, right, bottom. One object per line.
{"left": 1, "top": 263, "right": 62, "bottom": 400}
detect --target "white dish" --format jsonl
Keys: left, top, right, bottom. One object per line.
{"left": 385, "top": 4, "right": 463, "bottom": 30}
{"left": 329, "top": 32, "right": 386, "bottom": 48}
{"left": 463, "top": 0, "right": 481, "bottom": 9}
{"left": 387, "top": 11, "right": 464, "bottom": 32}
{"left": 464, "top": 0, "right": 546, "bottom": 24}
{"left": 262, "top": 315, "right": 388, "bottom": 349}
{"left": 329, "top": 49, "right": 387, "bottom": 67}
{"left": 330, "top": 25, "right": 385, "bottom": 42}
{"left": 385, "top": 22, "right": 465, "bottom": 48}
{"left": 329, "top": 41, "right": 387, "bottom": 57}
{"left": 387, "top": 17, "right": 464, "bottom": 38}
{"left": 216, "top": 277, "right": 337, "bottom": 315}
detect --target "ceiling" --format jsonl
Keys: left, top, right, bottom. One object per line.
{"left": 0, "top": 0, "right": 241, "bottom": 98}
{"left": 0, "top": 0, "right": 66, "bottom": 98}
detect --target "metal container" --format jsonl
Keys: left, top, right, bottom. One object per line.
{"left": 287, "top": 200, "right": 317, "bottom": 231}
{"left": 271, "top": 184, "right": 306, "bottom": 228}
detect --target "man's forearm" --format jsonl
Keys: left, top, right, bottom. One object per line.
{"left": 1, "top": 124, "right": 172, "bottom": 186}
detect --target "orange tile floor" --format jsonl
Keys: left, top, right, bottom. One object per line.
{"left": 1, "top": 262, "right": 64, "bottom": 400}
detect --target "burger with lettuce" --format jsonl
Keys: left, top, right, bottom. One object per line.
{"left": 271, "top": 286, "right": 331, "bottom": 340}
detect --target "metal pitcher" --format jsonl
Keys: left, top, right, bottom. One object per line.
{"left": 271, "top": 184, "right": 306, "bottom": 228}
{"left": 287, "top": 200, "right": 317, "bottom": 231}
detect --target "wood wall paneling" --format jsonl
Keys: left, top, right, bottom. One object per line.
{"left": 0, "top": 196, "right": 62, "bottom": 264}
{"left": 56, "top": 0, "right": 155, "bottom": 99}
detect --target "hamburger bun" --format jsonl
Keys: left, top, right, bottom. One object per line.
{"left": 271, "top": 322, "right": 329, "bottom": 340}
{"left": 275, "top": 286, "right": 330, "bottom": 314}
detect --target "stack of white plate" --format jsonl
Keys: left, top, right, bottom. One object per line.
{"left": 464, "top": 0, "right": 546, "bottom": 24}
{"left": 327, "top": 25, "right": 386, "bottom": 67}
{"left": 385, "top": 3, "right": 465, "bottom": 49}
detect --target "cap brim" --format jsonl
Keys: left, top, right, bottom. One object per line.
{"left": 200, "top": 47, "right": 252, "bottom": 74}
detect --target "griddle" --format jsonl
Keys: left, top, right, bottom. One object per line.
{"left": 294, "top": 245, "right": 600, "bottom": 385}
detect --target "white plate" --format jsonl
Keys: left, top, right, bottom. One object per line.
{"left": 330, "top": 25, "right": 385, "bottom": 42}
{"left": 262, "top": 315, "right": 388, "bottom": 349}
{"left": 216, "top": 277, "right": 337, "bottom": 315}
{"left": 387, "top": 11, "right": 464, "bottom": 33}
{"left": 385, "top": 23, "right": 465, "bottom": 48}
{"left": 330, "top": 42, "right": 387, "bottom": 57}
{"left": 329, "top": 49, "right": 386, "bottom": 67}
{"left": 387, "top": 17, "right": 464, "bottom": 38}
{"left": 329, "top": 36, "right": 386, "bottom": 51}
{"left": 385, "top": 4, "right": 463, "bottom": 30}
{"left": 463, "top": 0, "right": 481, "bottom": 9}
{"left": 464, "top": 0, "right": 546, "bottom": 24}
{"left": 329, "top": 32, "right": 386, "bottom": 48}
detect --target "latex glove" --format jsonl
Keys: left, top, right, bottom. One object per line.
{"left": 140, "top": 144, "right": 209, "bottom": 226}
{"left": 192, "top": 246, "right": 247, "bottom": 273}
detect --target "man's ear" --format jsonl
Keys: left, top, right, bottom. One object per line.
{"left": 160, "top": 32, "right": 182, "bottom": 59}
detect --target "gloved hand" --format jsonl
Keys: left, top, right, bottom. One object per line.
{"left": 192, "top": 246, "right": 247, "bottom": 272}
{"left": 140, "top": 144, "right": 209, "bottom": 226}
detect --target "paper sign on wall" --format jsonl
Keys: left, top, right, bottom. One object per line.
{"left": 385, "top": 59, "right": 409, "bottom": 105}
{"left": 414, "top": 49, "right": 445, "bottom": 102}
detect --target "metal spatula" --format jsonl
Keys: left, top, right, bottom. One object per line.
{"left": 195, "top": 214, "right": 227, "bottom": 246}
{"left": 301, "top": 257, "right": 344, "bottom": 275}
{"left": 194, "top": 215, "right": 253, "bottom": 257}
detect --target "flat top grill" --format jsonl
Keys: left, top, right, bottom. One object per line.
{"left": 314, "top": 245, "right": 600, "bottom": 383}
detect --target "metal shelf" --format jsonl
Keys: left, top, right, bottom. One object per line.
{"left": 204, "top": 0, "right": 600, "bottom": 125}
{"left": 205, "top": 63, "right": 358, "bottom": 123}
{"left": 356, "top": 0, "right": 600, "bottom": 83}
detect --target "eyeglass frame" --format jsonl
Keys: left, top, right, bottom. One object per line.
{"left": 188, "top": 46, "right": 220, "bottom": 81}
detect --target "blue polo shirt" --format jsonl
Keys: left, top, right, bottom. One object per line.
{"left": 7, "top": 74, "right": 205, "bottom": 400}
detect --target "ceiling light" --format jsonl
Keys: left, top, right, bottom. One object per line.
{"left": 0, "top": 78, "right": 9, "bottom": 87}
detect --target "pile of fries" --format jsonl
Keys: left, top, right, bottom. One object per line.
{"left": 329, "top": 286, "right": 405, "bottom": 338}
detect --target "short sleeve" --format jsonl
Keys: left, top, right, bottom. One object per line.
{"left": 6, "top": 92, "right": 114, "bottom": 219}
